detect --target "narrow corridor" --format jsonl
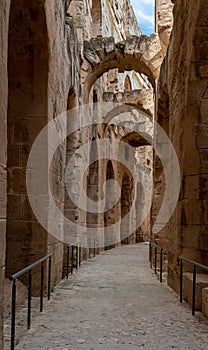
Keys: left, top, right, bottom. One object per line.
{"left": 15, "top": 244, "right": 208, "bottom": 349}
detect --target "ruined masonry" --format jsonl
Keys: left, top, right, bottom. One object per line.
{"left": 0, "top": 0, "right": 208, "bottom": 349}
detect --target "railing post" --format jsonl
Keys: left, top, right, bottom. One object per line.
{"left": 160, "top": 248, "right": 163, "bottom": 283}
{"left": 149, "top": 241, "right": 151, "bottom": 262}
{"left": 71, "top": 246, "right": 74, "bottom": 274}
{"left": 76, "top": 244, "right": 79, "bottom": 270}
{"left": 48, "top": 256, "right": 51, "bottom": 301}
{"left": 66, "top": 245, "right": 70, "bottom": 278}
{"left": 89, "top": 241, "right": 91, "bottom": 259}
{"left": 149, "top": 241, "right": 152, "bottom": 267}
{"left": 192, "top": 264, "right": 196, "bottom": 316}
{"left": 79, "top": 245, "right": 81, "bottom": 267}
{"left": 154, "top": 247, "right": 157, "bottom": 274}
{"left": 180, "top": 259, "right": 183, "bottom": 303}
{"left": 40, "top": 262, "right": 44, "bottom": 312}
{"left": 27, "top": 270, "right": 32, "bottom": 329}
{"left": 11, "top": 280, "right": 16, "bottom": 350}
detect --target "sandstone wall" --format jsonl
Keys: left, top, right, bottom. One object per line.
{"left": 0, "top": 0, "right": 10, "bottom": 346}
{"left": 156, "top": 0, "right": 174, "bottom": 47}
{"left": 6, "top": 0, "right": 80, "bottom": 290}
{"left": 156, "top": 0, "right": 208, "bottom": 291}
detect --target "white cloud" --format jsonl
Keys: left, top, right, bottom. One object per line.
{"left": 130, "top": 0, "right": 155, "bottom": 35}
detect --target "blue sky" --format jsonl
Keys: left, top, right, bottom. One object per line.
{"left": 131, "top": 0, "right": 155, "bottom": 35}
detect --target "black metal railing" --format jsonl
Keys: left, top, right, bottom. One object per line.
{"left": 178, "top": 256, "right": 208, "bottom": 316}
{"left": 88, "top": 239, "right": 97, "bottom": 259}
{"left": 65, "top": 243, "right": 81, "bottom": 279}
{"left": 149, "top": 241, "right": 163, "bottom": 283}
{"left": 9, "top": 253, "right": 52, "bottom": 350}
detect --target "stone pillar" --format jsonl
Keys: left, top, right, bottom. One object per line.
{"left": 0, "top": 0, "right": 10, "bottom": 347}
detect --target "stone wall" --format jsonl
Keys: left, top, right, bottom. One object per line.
{"left": 155, "top": 0, "right": 208, "bottom": 291}
{"left": 5, "top": 0, "right": 80, "bottom": 290}
{"left": 0, "top": 0, "right": 10, "bottom": 347}
{"left": 0, "top": 1, "right": 166, "bottom": 346}
{"left": 156, "top": 0, "right": 174, "bottom": 47}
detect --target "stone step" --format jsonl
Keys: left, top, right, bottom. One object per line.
{"left": 183, "top": 272, "right": 208, "bottom": 311}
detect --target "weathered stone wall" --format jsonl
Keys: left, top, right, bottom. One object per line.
{"left": 156, "top": 0, "right": 174, "bottom": 47}
{"left": 46, "top": 0, "right": 81, "bottom": 287}
{"left": 6, "top": 0, "right": 80, "bottom": 290}
{"left": 155, "top": 0, "right": 208, "bottom": 292}
{"left": 0, "top": 0, "right": 10, "bottom": 347}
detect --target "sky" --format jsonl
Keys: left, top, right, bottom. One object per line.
{"left": 131, "top": 0, "right": 155, "bottom": 36}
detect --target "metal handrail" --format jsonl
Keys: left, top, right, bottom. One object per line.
{"left": 178, "top": 256, "right": 208, "bottom": 316}
{"left": 88, "top": 238, "right": 97, "bottom": 259}
{"left": 65, "top": 243, "right": 81, "bottom": 279}
{"left": 9, "top": 253, "right": 52, "bottom": 350}
{"left": 149, "top": 241, "right": 163, "bottom": 283}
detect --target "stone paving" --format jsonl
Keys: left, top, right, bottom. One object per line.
{"left": 11, "top": 243, "right": 208, "bottom": 349}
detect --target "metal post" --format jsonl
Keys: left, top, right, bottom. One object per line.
{"left": 66, "top": 246, "right": 69, "bottom": 278}
{"left": 48, "top": 256, "right": 51, "bottom": 301}
{"left": 160, "top": 249, "right": 163, "bottom": 283}
{"left": 180, "top": 259, "right": 183, "bottom": 303}
{"left": 97, "top": 238, "right": 99, "bottom": 255}
{"left": 27, "top": 270, "right": 32, "bottom": 329}
{"left": 11, "top": 280, "right": 16, "bottom": 350}
{"left": 154, "top": 247, "right": 157, "bottom": 274}
{"left": 79, "top": 245, "right": 81, "bottom": 267}
{"left": 94, "top": 239, "right": 96, "bottom": 257}
{"left": 40, "top": 262, "right": 44, "bottom": 312}
{"left": 89, "top": 241, "right": 91, "bottom": 259}
{"left": 150, "top": 243, "right": 152, "bottom": 269}
{"left": 71, "top": 246, "right": 74, "bottom": 274}
{"left": 192, "top": 265, "right": 196, "bottom": 316}
{"left": 76, "top": 244, "right": 79, "bottom": 270}
{"left": 149, "top": 241, "right": 152, "bottom": 266}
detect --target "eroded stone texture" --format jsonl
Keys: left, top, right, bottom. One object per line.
{"left": 82, "top": 34, "right": 164, "bottom": 103}
{"left": 103, "top": 89, "right": 154, "bottom": 117}
{"left": 0, "top": 0, "right": 10, "bottom": 347}
{"left": 154, "top": 0, "right": 208, "bottom": 297}
{"left": 156, "top": 0, "right": 174, "bottom": 47}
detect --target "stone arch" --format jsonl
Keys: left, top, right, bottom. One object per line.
{"left": 102, "top": 104, "right": 153, "bottom": 147}
{"left": 120, "top": 173, "right": 133, "bottom": 244}
{"left": 6, "top": 0, "right": 49, "bottom": 287}
{"left": 87, "top": 139, "right": 99, "bottom": 228}
{"left": 63, "top": 87, "right": 79, "bottom": 277}
{"left": 82, "top": 34, "right": 164, "bottom": 103}
{"left": 104, "top": 160, "right": 118, "bottom": 250}
{"left": 91, "top": 0, "right": 102, "bottom": 38}
{"left": 124, "top": 75, "right": 132, "bottom": 91}
{"left": 103, "top": 89, "right": 154, "bottom": 117}
{"left": 86, "top": 138, "right": 100, "bottom": 254}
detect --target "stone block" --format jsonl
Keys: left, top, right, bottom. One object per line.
{"left": 183, "top": 272, "right": 208, "bottom": 311}
{"left": 202, "top": 287, "right": 208, "bottom": 318}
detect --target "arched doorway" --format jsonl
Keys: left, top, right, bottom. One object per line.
{"left": 124, "top": 75, "right": 132, "bottom": 91}
{"left": 104, "top": 160, "right": 117, "bottom": 250}
{"left": 120, "top": 173, "right": 133, "bottom": 244}
{"left": 6, "top": 1, "right": 49, "bottom": 288}
{"left": 87, "top": 139, "right": 100, "bottom": 253}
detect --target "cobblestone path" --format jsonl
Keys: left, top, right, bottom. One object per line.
{"left": 15, "top": 243, "right": 208, "bottom": 350}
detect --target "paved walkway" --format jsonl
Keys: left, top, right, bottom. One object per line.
{"left": 14, "top": 243, "right": 208, "bottom": 349}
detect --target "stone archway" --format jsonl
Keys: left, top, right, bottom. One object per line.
{"left": 6, "top": 0, "right": 49, "bottom": 287}
{"left": 103, "top": 89, "right": 154, "bottom": 117}
{"left": 124, "top": 75, "right": 132, "bottom": 91}
{"left": 104, "top": 160, "right": 118, "bottom": 250}
{"left": 81, "top": 34, "right": 164, "bottom": 103}
{"left": 120, "top": 173, "right": 133, "bottom": 244}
